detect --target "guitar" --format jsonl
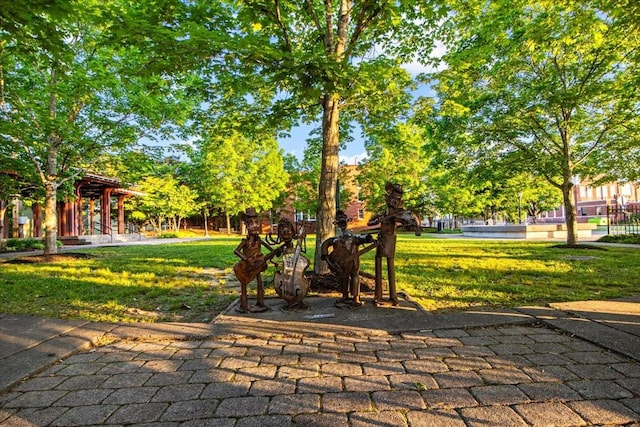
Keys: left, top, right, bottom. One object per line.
{"left": 233, "top": 250, "right": 277, "bottom": 286}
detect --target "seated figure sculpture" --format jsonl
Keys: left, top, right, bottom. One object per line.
{"left": 321, "top": 210, "right": 375, "bottom": 307}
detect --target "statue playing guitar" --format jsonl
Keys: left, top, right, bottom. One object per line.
{"left": 321, "top": 210, "right": 375, "bottom": 307}
{"left": 233, "top": 207, "right": 276, "bottom": 313}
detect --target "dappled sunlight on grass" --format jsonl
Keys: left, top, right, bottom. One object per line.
{"left": 382, "top": 235, "right": 640, "bottom": 312}
{"left": 1, "top": 235, "right": 639, "bottom": 321}
{"left": 0, "top": 240, "right": 240, "bottom": 322}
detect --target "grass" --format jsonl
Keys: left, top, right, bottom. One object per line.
{"left": 379, "top": 235, "right": 640, "bottom": 312}
{"left": 1, "top": 235, "right": 639, "bottom": 322}
{"left": 0, "top": 238, "right": 242, "bottom": 323}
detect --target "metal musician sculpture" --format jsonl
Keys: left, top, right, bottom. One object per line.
{"left": 266, "top": 217, "right": 296, "bottom": 258}
{"left": 233, "top": 207, "right": 276, "bottom": 313}
{"left": 321, "top": 210, "right": 375, "bottom": 307}
{"left": 272, "top": 220, "right": 310, "bottom": 310}
{"left": 367, "top": 182, "right": 422, "bottom": 306}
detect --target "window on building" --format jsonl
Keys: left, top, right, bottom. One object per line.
{"left": 580, "top": 186, "right": 588, "bottom": 199}
{"left": 358, "top": 209, "right": 364, "bottom": 220}
{"left": 596, "top": 206, "right": 602, "bottom": 216}
{"left": 580, "top": 207, "right": 588, "bottom": 216}
{"left": 295, "top": 211, "right": 316, "bottom": 222}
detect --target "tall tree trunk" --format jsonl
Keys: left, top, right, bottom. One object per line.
{"left": 313, "top": 0, "right": 350, "bottom": 274}
{"left": 43, "top": 180, "right": 58, "bottom": 255}
{"left": 0, "top": 200, "right": 7, "bottom": 249}
{"left": 42, "top": 69, "right": 60, "bottom": 256}
{"left": 563, "top": 178, "right": 579, "bottom": 246}
{"left": 225, "top": 211, "right": 232, "bottom": 236}
{"left": 314, "top": 93, "right": 340, "bottom": 274}
{"left": 561, "top": 124, "right": 578, "bottom": 246}
{"left": 203, "top": 209, "right": 209, "bottom": 237}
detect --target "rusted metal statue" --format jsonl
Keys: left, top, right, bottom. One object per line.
{"left": 269, "top": 218, "right": 310, "bottom": 310}
{"left": 233, "top": 207, "right": 276, "bottom": 313}
{"left": 321, "top": 210, "right": 375, "bottom": 307}
{"left": 367, "top": 182, "right": 422, "bottom": 306}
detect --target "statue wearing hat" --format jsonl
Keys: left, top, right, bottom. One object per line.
{"left": 367, "top": 182, "right": 421, "bottom": 306}
{"left": 233, "top": 207, "right": 275, "bottom": 312}
{"left": 321, "top": 210, "right": 375, "bottom": 307}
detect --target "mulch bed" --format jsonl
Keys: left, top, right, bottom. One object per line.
{"left": 308, "top": 271, "right": 378, "bottom": 294}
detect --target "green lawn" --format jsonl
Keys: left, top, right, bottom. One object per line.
{"left": 1, "top": 235, "right": 638, "bottom": 322}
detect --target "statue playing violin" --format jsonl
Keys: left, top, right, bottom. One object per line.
{"left": 367, "top": 182, "right": 422, "bottom": 306}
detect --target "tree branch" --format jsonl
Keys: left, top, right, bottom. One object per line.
{"left": 345, "top": 0, "right": 387, "bottom": 58}
{"left": 273, "top": 0, "right": 292, "bottom": 52}
{"left": 303, "top": 0, "right": 323, "bottom": 35}
{"left": 324, "top": 0, "right": 334, "bottom": 52}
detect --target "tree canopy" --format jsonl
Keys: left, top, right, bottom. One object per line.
{"left": 0, "top": 0, "right": 199, "bottom": 253}
{"left": 428, "top": 0, "right": 640, "bottom": 245}
{"left": 2, "top": 0, "right": 639, "bottom": 255}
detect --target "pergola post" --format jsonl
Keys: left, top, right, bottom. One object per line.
{"left": 117, "top": 194, "right": 125, "bottom": 234}
{"left": 100, "top": 188, "right": 112, "bottom": 235}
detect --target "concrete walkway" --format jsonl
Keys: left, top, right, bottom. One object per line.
{"left": 1, "top": 295, "right": 639, "bottom": 426}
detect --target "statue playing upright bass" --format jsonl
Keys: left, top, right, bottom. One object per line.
{"left": 269, "top": 218, "right": 311, "bottom": 310}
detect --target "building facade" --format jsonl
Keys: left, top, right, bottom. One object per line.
{"left": 543, "top": 180, "right": 639, "bottom": 224}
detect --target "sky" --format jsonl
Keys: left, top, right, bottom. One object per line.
{"left": 275, "top": 51, "right": 443, "bottom": 165}
{"left": 276, "top": 78, "right": 437, "bottom": 165}
{"left": 277, "top": 122, "right": 368, "bottom": 165}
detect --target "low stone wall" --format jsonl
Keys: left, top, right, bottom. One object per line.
{"left": 461, "top": 223, "right": 597, "bottom": 239}
{"left": 83, "top": 233, "right": 145, "bottom": 245}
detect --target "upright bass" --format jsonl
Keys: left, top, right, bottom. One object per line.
{"left": 274, "top": 223, "right": 310, "bottom": 309}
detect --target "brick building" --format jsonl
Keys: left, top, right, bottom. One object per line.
{"left": 543, "top": 179, "right": 640, "bottom": 224}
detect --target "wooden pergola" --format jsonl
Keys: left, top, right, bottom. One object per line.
{"left": 2, "top": 172, "right": 142, "bottom": 239}
{"left": 57, "top": 172, "right": 142, "bottom": 237}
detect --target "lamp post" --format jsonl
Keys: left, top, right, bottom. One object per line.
{"left": 518, "top": 191, "right": 523, "bottom": 224}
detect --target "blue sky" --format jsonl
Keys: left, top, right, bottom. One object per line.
{"left": 276, "top": 49, "right": 443, "bottom": 164}
{"left": 277, "top": 122, "right": 368, "bottom": 165}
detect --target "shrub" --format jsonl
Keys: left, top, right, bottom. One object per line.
{"left": 4, "top": 238, "right": 46, "bottom": 251}
{"left": 598, "top": 234, "right": 640, "bottom": 244}
{"left": 159, "top": 232, "right": 179, "bottom": 239}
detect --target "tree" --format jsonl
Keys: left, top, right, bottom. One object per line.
{"left": 499, "top": 173, "right": 563, "bottom": 224}
{"left": 430, "top": 0, "right": 640, "bottom": 245}
{"left": 191, "top": 131, "right": 288, "bottom": 233}
{"left": 126, "top": 175, "right": 200, "bottom": 235}
{"left": 359, "top": 123, "right": 432, "bottom": 215}
{"left": 283, "top": 152, "right": 320, "bottom": 223}
{"left": 0, "top": 1, "right": 191, "bottom": 255}
{"left": 200, "top": 0, "right": 443, "bottom": 272}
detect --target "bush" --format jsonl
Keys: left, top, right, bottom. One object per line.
{"left": 598, "top": 234, "right": 640, "bottom": 244}
{"left": 1, "top": 238, "right": 64, "bottom": 252}
{"left": 4, "top": 238, "right": 46, "bottom": 251}
{"left": 159, "top": 232, "right": 179, "bottom": 239}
